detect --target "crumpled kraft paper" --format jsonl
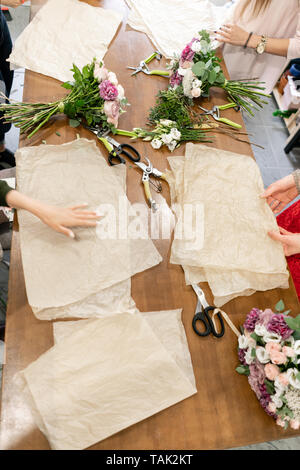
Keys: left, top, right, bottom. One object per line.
{"left": 126, "top": 0, "right": 231, "bottom": 57}
{"left": 15, "top": 311, "right": 197, "bottom": 450}
{"left": 16, "top": 139, "right": 162, "bottom": 310}
{"left": 167, "top": 143, "right": 289, "bottom": 306}
{"left": 8, "top": 0, "right": 122, "bottom": 82}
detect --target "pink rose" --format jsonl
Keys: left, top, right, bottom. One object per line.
{"left": 94, "top": 64, "right": 109, "bottom": 82}
{"left": 104, "top": 100, "right": 120, "bottom": 127}
{"left": 265, "top": 342, "right": 281, "bottom": 354}
{"left": 290, "top": 419, "right": 300, "bottom": 430}
{"left": 277, "top": 372, "right": 290, "bottom": 387}
{"left": 268, "top": 402, "right": 277, "bottom": 413}
{"left": 264, "top": 363, "right": 280, "bottom": 381}
{"left": 191, "top": 88, "right": 201, "bottom": 98}
{"left": 276, "top": 418, "right": 286, "bottom": 428}
{"left": 269, "top": 350, "right": 287, "bottom": 365}
{"left": 282, "top": 346, "right": 295, "bottom": 358}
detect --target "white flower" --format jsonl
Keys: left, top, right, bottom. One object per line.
{"left": 178, "top": 67, "right": 187, "bottom": 77}
{"left": 274, "top": 376, "right": 288, "bottom": 393}
{"left": 254, "top": 324, "right": 268, "bottom": 337}
{"left": 182, "top": 69, "right": 196, "bottom": 99}
{"left": 170, "top": 128, "right": 181, "bottom": 141}
{"left": 238, "top": 335, "right": 250, "bottom": 349}
{"left": 142, "top": 136, "right": 152, "bottom": 142}
{"left": 263, "top": 332, "right": 282, "bottom": 344}
{"left": 151, "top": 139, "right": 162, "bottom": 150}
{"left": 271, "top": 395, "right": 283, "bottom": 409}
{"left": 161, "top": 133, "right": 173, "bottom": 145}
{"left": 191, "top": 87, "right": 202, "bottom": 98}
{"left": 160, "top": 119, "right": 174, "bottom": 127}
{"left": 167, "top": 140, "right": 178, "bottom": 152}
{"left": 256, "top": 346, "right": 270, "bottom": 364}
{"left": 287, "top": 368, "right": 300, "bottom": 390}
{"left": 192, "top": 79, "right": 202, "bottom": 89}
{"left": 245, "top": 348, "right": 255, "bottom": 365}
{"left": 117, "top": 84, "right": 125, "bottom": 100}
{"left": 191, "top": 40, "right": 202, "bottom": 53}
{"left": 293, "top": 340, "right": 300, "bottom": 355}
{"left": 107, "top": 71, "right": 118, "bottom": 85}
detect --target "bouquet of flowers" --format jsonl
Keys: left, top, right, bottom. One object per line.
{"left": 236, "top": 301, "right": 300, "bottom": 430}
{"left": 0, "top": 59, "right": 129, "bottom": 139}
{"left": 169, "top": 30, "right": 270, "bottom": 115}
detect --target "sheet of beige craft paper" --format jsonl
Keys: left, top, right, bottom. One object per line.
{"left": 15, "top": 313, "right": 197, "bottom": 450}
{"left": 31, "top": 164, "right": 136, "bottom": 320}
{"left": 53, "top": 309, "right": 196, "bottom": 388}
{"left": 167, "top": 144, "right": 289, "bottom": 306}
{"left": 16, "top": 139, "right": 162, "bottom": 310}
{"left": 126, "top": 0, "right": 232, "bottom": 57}
{"left": 8, "top": 0, "right": 122, "bottom": 82}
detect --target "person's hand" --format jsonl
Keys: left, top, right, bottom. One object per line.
{"left": 37, "top": 203, "right": 102, "bottom": 238}
{"left": 215, "top": 23, "right": 249, "bottom": 46}
{"left": 260, "top": 174, "right": 298, "bottom": 214}
{"left": 2, "top": 0, "right": 25, "bottom": 8}
{"left": 268, "top": 227, "right": 300, "bottom": 256}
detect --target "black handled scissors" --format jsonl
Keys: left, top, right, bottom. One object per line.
{"left": 191, "top": 284, "right": 225, "bottom": 338}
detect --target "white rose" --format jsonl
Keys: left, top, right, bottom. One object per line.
{"left": 191, "top": 40, "right": 202, "bottom": 53}
{"left": 191, "top": 87, "right": 202, "bottom": 98}
{"left": 167, "top": 140, "right": 178, "bottom": 152}
{"left": 245, "top": 348, "right": 255, "bottom": 365}
{"left": 117, "top": 84, "right": 125, "bottom": 100}
{"left": 178, "top": 67, "right": 187, "bottom": 77}
{"left": 170, "top": 128, "right": 181, "bottom": 141}
{"left": 161, "top": 133, "right": 173, "bottom": 145}
{"left": 263, "top": 332, "right": 282, "bottom": 344}
{"left": 274, "top": 376, "right": 288, "bottom": 393}
{"left": 287, "top": 368, "right": 300, "bottom": 389}
{"left": 238, "top": 335, "right": 249, "bottom": 349}
{"left": 192, "top": 79, "right": 202, "bottom": 89}
{"left": 151, "top": 139, "right": 162, "bottom": 150}
{"left": 293, "top": 340, "right": 300, "bottom": 355}
{"left": 256, "top": 346, "right": 270, "bottom": 364}
{"left": 254, "top": 324, "right": 268, "bottom": 337}
{"left": 107, "top": 71, "right": 118, "bottom": 85}
{"left": 271, "top": 395, "right": 283, "bottom": 409}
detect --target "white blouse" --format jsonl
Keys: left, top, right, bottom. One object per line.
{"left": 222, "top": 0, "right": 300, "bottom": 93}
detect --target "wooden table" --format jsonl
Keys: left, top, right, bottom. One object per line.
{"left": 1, "top": 0, "right": 300, "bottom": 450}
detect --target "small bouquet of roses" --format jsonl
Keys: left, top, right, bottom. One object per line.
{"left": 236, "top": 301, "right": 300, "bottom": 430}
{"left": 169, "top": 30, "right": 270, "bottom": 115}
{"left": 0, "top": 59, "right": 129, "bottom": 139}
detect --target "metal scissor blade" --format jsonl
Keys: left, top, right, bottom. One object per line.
{"left": 134, "top": 161, "right": 149, "bottom": 172}
{"left": 127, "top": 66, "right": 138, "bottom": 70}
{"left": 191, "top": 284, "right": 210, "bottom": 309}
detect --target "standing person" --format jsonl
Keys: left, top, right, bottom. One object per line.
{"left": 216, "top": 0, "right": 300, "bottom": 94}
{"left": 0, "top": 1, "right": 24, "bottom": 168}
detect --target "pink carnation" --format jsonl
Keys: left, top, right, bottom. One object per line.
{"left": 267, "top": 314, "right": 294, "bottom": 340}
{"left": 170, "top": 71, "right": 183, "bottom": 88}
{"left": 99, "top": 80, "right": 119, "bottom": 101}
{"left": 104, "top": 100, "right": 120, "bottom": 127}
{"left": 180, "top": 38, "right": 197, "bottom": 62}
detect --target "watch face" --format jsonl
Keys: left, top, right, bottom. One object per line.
{"left": 257, "top": 44, "right": 265, "bottom": 54}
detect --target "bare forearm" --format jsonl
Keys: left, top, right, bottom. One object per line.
{"left": 6, "top": 190, "right": 46, "bottom": 218}
{"left": 248, "top": 34, "right": 290, "bottom": 57}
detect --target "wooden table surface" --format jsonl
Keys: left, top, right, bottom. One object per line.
{"left": 0, "top": 0, "right": 300, "bottom": 451}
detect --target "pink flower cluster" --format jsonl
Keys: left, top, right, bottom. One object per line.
{"left": 94, "top": 62, "right": 125, "bottom": 127}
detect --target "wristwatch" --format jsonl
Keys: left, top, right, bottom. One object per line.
{"left": 256, "top": 35, "right": 268, "bottom": 54}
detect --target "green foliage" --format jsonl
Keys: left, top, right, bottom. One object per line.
{"left": 264, "top": 379, "right": 275, "bottom": 395}
{"left": 285, "top": 314, "right": 300, "bottom": 332}
{"left": 250, "top": 333, "right": 264, "bottom": 346}
{"left": 275, "top": 299, "right": 285, "bottom": 312}
{"left": 236, "top": 365, "right": 250, "bottom": 376}
{"left": 148, "top": 87, "right": 194, "bottom": 128}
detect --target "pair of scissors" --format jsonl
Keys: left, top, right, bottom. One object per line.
{"left": 191, "top": 284, "right": 225, "bottom": 338}
{"left": 85, "top": 127, "right": 141, "bottom": 166}
{"left": 198, "top": 102, "right": 242, "bottom": 129}
{"left": 127, "top": 51, "right": 170, "bottom": 78}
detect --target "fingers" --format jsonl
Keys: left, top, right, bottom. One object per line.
{"left": 279, "top": 226, "right": 293, "bottom": 236}
{"left": 57, "top": 225, "right": 75, "bottom": 239}
{"left": 70, "top": 203, "right": 89, "bottom": 210}
{"left": 268, "top": 230, "right": 286, "bottom": 243}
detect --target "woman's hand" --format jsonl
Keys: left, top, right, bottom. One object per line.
{"left": 268, "top": 227, "right": 300, "bottom": 256}
{"left": 260, "top": 174, "right": 298, "bottom": 214}
{"left": 2, "top": 1, "right": 25, "bottom": 8}
{"left": 36, "top": 203, "right": 101, "bottom": 238}
{"left": 215, "top": 23, "right": 249, "bottom": 46}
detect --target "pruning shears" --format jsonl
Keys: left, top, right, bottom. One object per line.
{"left": 198, "top": 102, "right": 242, "bottom": 129}
{"left": 127, "top": 51, "right": 170, "bottom": 78}
{"left": 135, "top": 157, "right": 168, "bottom": 212}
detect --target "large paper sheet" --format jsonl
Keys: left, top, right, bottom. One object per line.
{"left": 15, "top": 312, "right": 197, "bottom": 450}
{"left": 167, "top": 143, "right": 289, "bottom": 306}
{"left": 16, "top": 139, "right": 162, "bottom": 311}
{"left": 8, "top": 0, "right": 122, "bottom": 82}
{"left": 126, "top": 0, "right": 231, "bottom": 57}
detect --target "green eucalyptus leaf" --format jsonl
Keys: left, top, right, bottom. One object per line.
{"left": 285, "top": 315, "right": 300, "bottom": 331}
{"left": 69, "top": 119, "right": 80, "bottom": 128}
{"left": 236, "top": 365, "right": 250, "bottom": 376}
{"left": 293, "top": 330, "right": 300, "bottom": 340}
{"left": 208, "top": 70, "right": 217, "bottom": 84}
{"left": 192, "top": 61, "right": 206, "bottom": 77}
{"left": 275, "top": 299, "right": 285, "bottom": 312}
